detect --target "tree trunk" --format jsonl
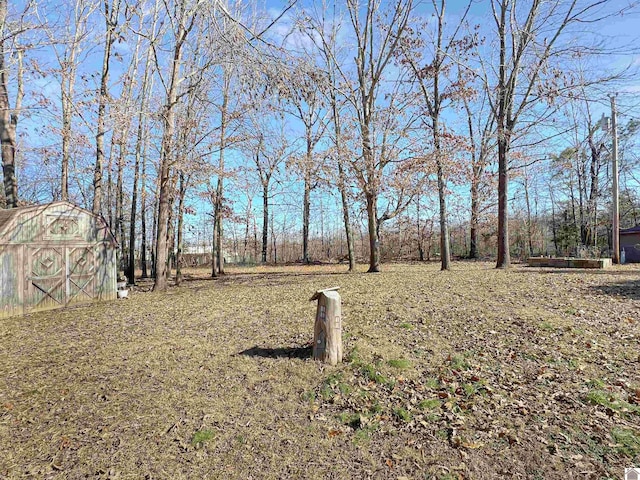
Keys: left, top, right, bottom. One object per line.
{"left": 134, "top": 0, "right": 159, "bottom": 281}
{"left": 60, "top": 66, "right": 73, "bottom": 201}
{"left": 365, "top": 192, "right": 380, "bottom": 272}
{"left": 93, "top": 0, "right": 119, "bottom": 215}
{"left": 262, "top": 182, "right": 268, "bottom": 264}
{"left": 215, "top": 184, "right": 224, "bottom": 275}
{"left": 330, "top": 81, "right": 355, "bottom": 271}
{"left": 496, "top": 136, "right": 510, "bottom": 268}
{"left": 153, "top": 7, "right": 192, "bottom": 291}
{"left": 151, "top": 177, "right": 159, "bottom": 279}
{"left": 127, "top": 141, "right": 140, "bottom": 284}
{"left": 153, "top": 96, "right": 177, "bottom": 291}
{"left": 270, "top": 213, "right": 277, "bottom": 264}
{"left": 215, "top": 73, "right": 229, "bottom": 275}
{"left": 495, "top": 1, "right": 510, "bottom": 269}
{"left": 211, "top": 207, "right": 218, "bottom": 277}
{"left": 550, "top": 186, "right": 558, "bottom": 255}
{"left": 140, "top": 138, "right": 149, "bottom": 278}
{"left": 469, "top": 179, "right": 479, "bottom": 259}
{"left": 253, "top": 215, "right": 258, "bottom": 263}
{"left": 435, "top": 153, "right": 450, "bottom": 270}
{"left": 0, "top": 7, "right": 20, "bottom": 209}
{"left": 303, "top": 171, "right": 311, "bottom": 264}
{"left": 116, "top": 141, "right": 125, "bottom": 263}
{"left": 175, "top": 173, "right": 185, "bottom": 285}
{"left": 243, "top": 197, "right": 252, "bottom": 264}
{"left": 338, "top": 161, "right": 355, "bottom": 271}
{"left": 587, "top": 134, "right": 601, "bottom": 247}
{"left": 166, "top": 194, "right": 175, "bottom": 279}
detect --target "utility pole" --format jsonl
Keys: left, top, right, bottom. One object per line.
{"left": 610, "top": 94, "right": 620, "bottom": 264}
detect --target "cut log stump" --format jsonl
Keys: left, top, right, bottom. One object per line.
{"left": 310, "top": 287, "right": 342, "bottom": 366}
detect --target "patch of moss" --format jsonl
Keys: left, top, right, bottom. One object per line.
{"left": 612, "top": 428, "right": 640, "bottom": 457}
{"left": 360, "top": 363, "right": 388, "bottom": 384}
{"left": 345, "top": 346, "right": 361, "bottom": 364}
{"left": 425, "top": 377, "right": 440, "bottom": 389}
{"left": 388, "top": 358, "right": 411, "bottom": 369}
{"left": 191, "top": 430, "right": 214, "bottom": 447}
{"left": 419, "top": 398, "right": 441, "bottom": 410}
{"left": 394, "top": 407, "right": 411, "bottom": 422}
{"left": 339, "top": 412, "right": 362, "bottom": 429}
{"left": 450, "top": 354, "right": 470, "bottom": 371}
{"left": 586, "top": 390, "right": 640, "bottom": 414}
{"left": 353, "top": 423, "right": 379, "bottom": 444}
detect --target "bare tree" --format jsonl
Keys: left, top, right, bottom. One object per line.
{"left": 462, "top": 79, "right": 496, "bottom": 259}
{"left": 485, "top": 0, "right": 629, "bottom": 268}
{"left": 344, "top": 0, "right": 416, "bottom": 272}
{"left": 304, "top": 1, "right": 357, "bottom": 271}
{"left": 0, "top": 0, "right": 27, "bottom": 208}
{"left": 92, "top": 0, "right": 121, "bottom": 215}
{"left": 153, "top": 0, "right": 200, "bottom": 291}
{"left": 398, "top": 0, "right": 476, "bottom": 270}
{"left": 45, "top": 0, "right": 95, "bottom": 202}
{"left": 278, "top": 54, "right": 330, "bottom": 264}
{"left": 127, "top": 0, "right": 160, "bottom": 284}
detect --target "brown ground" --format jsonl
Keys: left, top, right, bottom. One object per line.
{"left": 1, "top": 262, "right": 639, "bottom": 479}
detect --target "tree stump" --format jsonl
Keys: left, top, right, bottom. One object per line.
{"left": 310, "top": 287, "right": 342, "bottom": 366}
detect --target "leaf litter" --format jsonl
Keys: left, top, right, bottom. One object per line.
{"left": 0, "top": 262, "right": 639, "bottom": 479}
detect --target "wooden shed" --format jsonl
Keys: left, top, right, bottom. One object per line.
{"left": 0, "top": 201, "right": 117, "bottom": 318}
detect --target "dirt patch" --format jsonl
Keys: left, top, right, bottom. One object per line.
{"left": 1, "top": 262, "right": 639, "bottom": 478}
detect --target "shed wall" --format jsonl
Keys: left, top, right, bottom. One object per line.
{"left": 0, "top": 245, "right": 23, "bottom": 317}
{"left": 621, "top": 233, "right": 640, "bottom": 263}
{"left": 95, "top": 243, "right": 117, "bottom": 301}
{"left": 0, "top": 202, "right": 117, "bottom": 318}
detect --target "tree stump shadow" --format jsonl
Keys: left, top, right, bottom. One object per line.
{"left": 238, "top": 344, "right": 313, "bottom": 359}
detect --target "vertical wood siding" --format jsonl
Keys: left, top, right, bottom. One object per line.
{"left": 0, "top": 202, "right": 117, "bottom": 318}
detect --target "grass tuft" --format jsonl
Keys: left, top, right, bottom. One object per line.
{"left": 393, "top": 407, "right": 412, "bottom": 422}
{"left": 191, "top": 430, "right": 214, "bottom": 447}
{"left": 387, "top": 358, "right": 411, "bottom": 369}
{"left": 360, "top": 363, "right": 388, "bottom": 385}
{"left": 419, "top": 398, "right": 441, "bottom": 410}
{"left": 611, "top": 428, "right": 640, "bottom": 457}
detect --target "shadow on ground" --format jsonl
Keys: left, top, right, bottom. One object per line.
{"left": 238, "top": 345, "right": 313, "bottom": 359}
{"left": 175, "top": 270, "right": 353, "bottom": 288}
{"left": 516, "top": 267, "right": 640, "bottom": 276}
{"left": 589, "top": 278, "right": 640, "bottom": 301}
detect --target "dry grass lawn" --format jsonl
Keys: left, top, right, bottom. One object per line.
{"left": 1, "top": 262, "right": 639, "bottom": 479}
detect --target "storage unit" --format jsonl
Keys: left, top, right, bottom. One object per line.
{"left": 620, "top": 226, "right": 640, "bottom": 263}
{"left": 0, "top": 201, "right": 117, "bottom": 318}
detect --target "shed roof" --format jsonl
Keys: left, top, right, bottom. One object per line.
{"left": 620, "top": 225, "right": 640, "bottom": 235}
{"left": 0, "top": 201, "right": 116, "bottom": 244}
